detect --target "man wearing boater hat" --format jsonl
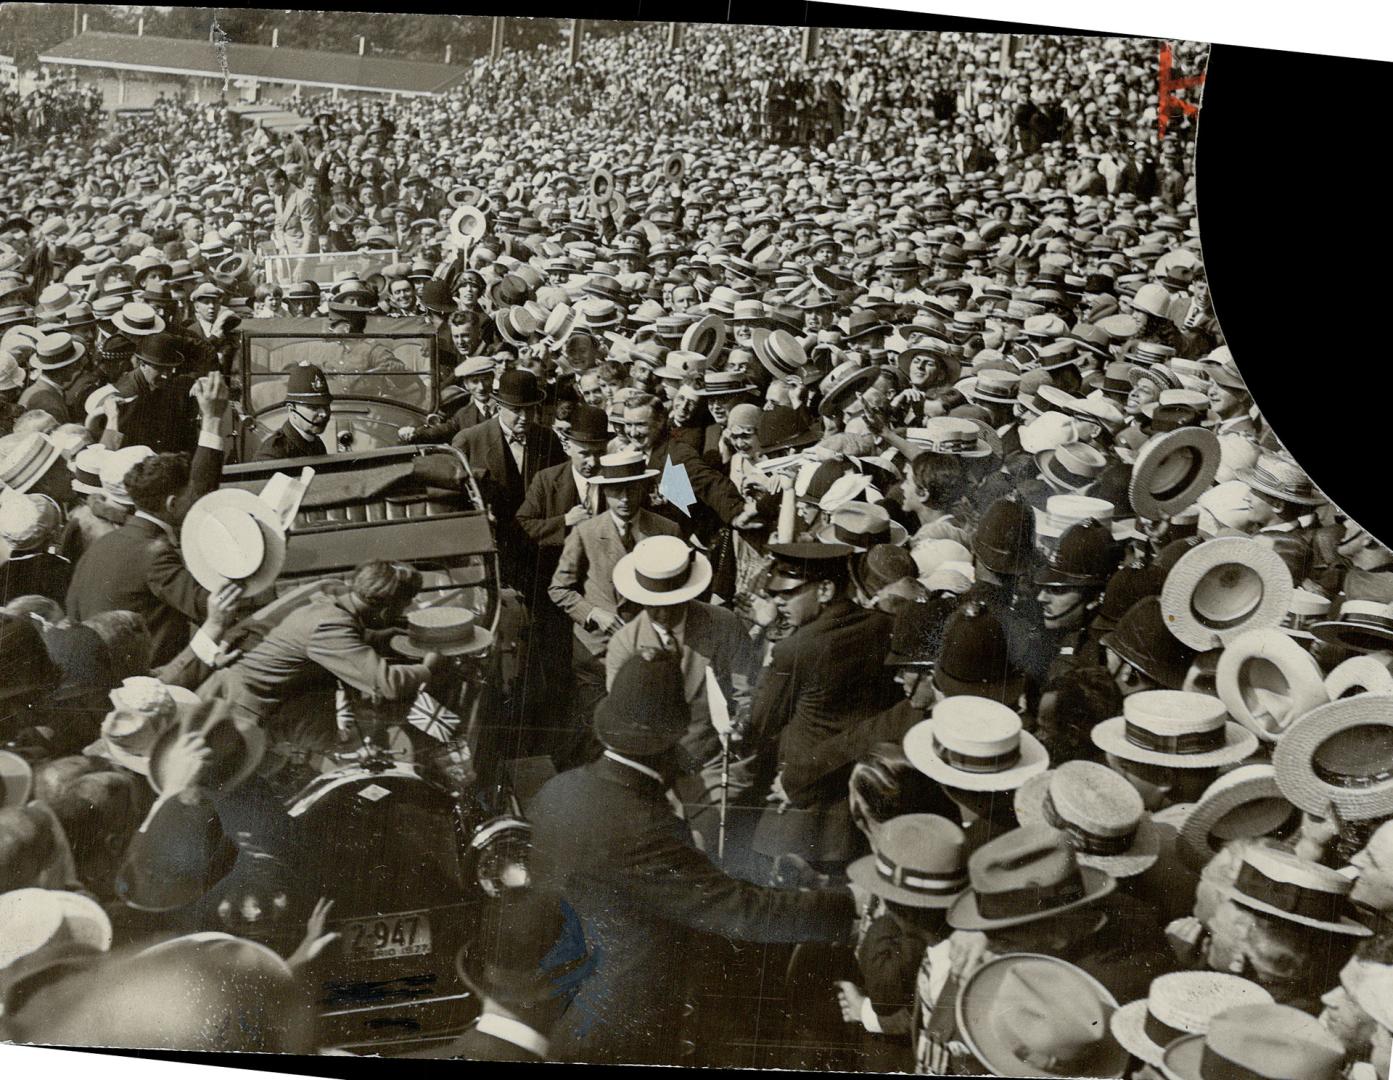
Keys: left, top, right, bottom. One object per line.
{"left": 254, "top": 361, "right": 333, "bottom": 462}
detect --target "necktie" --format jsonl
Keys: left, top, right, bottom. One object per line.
{"left": 619, "top": 524, "right": 635, "bottom": 552}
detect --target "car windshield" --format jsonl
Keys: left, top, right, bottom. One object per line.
{"left": 247, "top": 334, "right": 433, "bottom": 412}
{"left": 262, "top": 250, "right": 401, "bottom": 286}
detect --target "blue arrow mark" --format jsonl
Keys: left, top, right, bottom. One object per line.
{"left": 660, "top": 455, "right": 696, "bottom": 517}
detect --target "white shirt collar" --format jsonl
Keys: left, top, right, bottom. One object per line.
{"left": 603, "top": 750, "right": 665, "bottom": 785}
{"left": 474, "top": 1013, "right": 549, "bottom": 1058}
{"left": 571, "top": 467, "right": 590, "bottom": 497}
{"left": 609, "top": 511, "right": 631, "bottom": 535}
{"left": 133, "top": 510, "right": 176, "bottom": 544}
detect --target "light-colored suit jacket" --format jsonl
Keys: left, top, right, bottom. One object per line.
{"left": 273, "top": 184, "right": 320, "bottom": 254}
{"left": 547, "top": 510, "right": 680, "bottom": 657}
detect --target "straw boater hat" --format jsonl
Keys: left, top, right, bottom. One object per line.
{"left": 1280, "top": 588, "right": 1331, "bottom": 641}
{"left": 957, "top": 954, "right": 1129, "bottom": 1079}
{"left": 1235, "top": 452, "right": 1324, "bottom": 506}
{"left": 588, "top": 449, "right": 659, "bottom": 486}
{"left": 390, "top": 606, "right": 493, "bottom": 658}
{"left": 903, "top": 695, "right": 1049, "bottom": 792}
{"left": 1273, "top": 694, "right": 1393, "bottom": 822}
{"left": 1309, "top": 596, "right": 1393, "bottom": 654}
{"left": 1160, "top": 538, "right": 1295, "bottom": 651}
{"left": 1176, "top": 764, "right": 1298, "bottom": 872}
{"left": 613, "top": 535, "right": 712, "bottom": 607}
{"left": 1224, "top": 843, "right": 1372, "bottom": 937}
{"left": 1129, "top": 427, "right": 1221, "bottom": 521}
{"left": 1110, "top": 972, "right": 1273, "bottom": 1068}
{"left": 815, "top": 501, "right": 909, "bottom": 551}
{"left": 181, "top": 469, "right": 311, "bottom": 597}
{"left": 1160, "top": 1003, "right": 1345, "bottom": 1080}
{"left": 681, "top": 313, "right": 726, "bottom": 364}
{"left": 845, "top": 814, "right": 968, "bottom": 909}
{"left": 1323, "top": 654, "right": 1393, "bottom": 699}
{"left": 1013, "top": 760, "right": 1161, "bottom": 878}
{"left": 907, "top": 416, "right": 993, "bottom": 458}
{"left": 947, "top": 825, "right": 1115, "bottom": 932}
{"left": 1091, "top": 690, "right": 1258, "bottom": 769}
{"left": 1214, "top": 628, "right": 1330, "bottom": 743}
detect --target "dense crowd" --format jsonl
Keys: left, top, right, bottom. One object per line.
{"left": 0, "top": 18, "right": 1390, "bottom": 1078}
{"left": 0, "top": 74, "right": 103, "bottom": 141}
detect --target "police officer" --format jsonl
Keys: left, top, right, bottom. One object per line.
{"left": 254, "top": 361, "right": 332, "bottom": 461}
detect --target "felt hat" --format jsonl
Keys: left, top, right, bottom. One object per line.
{"left": 947, "top": 825, "right": 1115, "bottom": 931}
{"left": 973, "top": 497, "right": 1034, "bottom": 576}
{"left": 1160, "top": 538, "right": 1294, "bottom": 651}
{"left": 1110, "top": 973, "right": 1273, "bottom": 1068}
{"left": 593, "top": 652, "right": 690, "bottom": 757}
{"left": 454, "top": 889, "right": 592, "bottom": 1007}
{"left": 815, "top": 501, "right": 909, "bottom": 551}
{"left": 1214, "top": 628, "right": 1330, "bottom": 743}
{"left": 1273, "top": 694, "right": 1393, "bottom": 822}
{"left": 491, "top": 369, "right": 546, "bottom": 409}
{"left": 1177, "top": 764, "right": 1297, "bottom": 872}
{"left": 181, "top": 469, "right": 310, "bottom": 596}
{"left": 1013, "top": 760, "right": 1161, "bottom": 877}
{"left": 390, "top": 606, "right": 493, "bottom": 658}
{"left": 588, "top": 449, "right": 659, "bottom": 486}
{"left": 148, "top": 699, "right": 266, "bottom": 798}
{"left": 904, "top": 695, "right": 1048, "bottom": 792}
{"left": 763, "top": 541, "right": 856, "bottom": 592}
{"left": 1160, "top": 1003, "right": 1345, "bottom": 1080}
{"left": 1091, "top": 689, "right": 1258, "bottom": 769}
{"left": 613, "top": 535, "right": 712, "bottom": 607}
{"left": 1129, "top": 427, "right": 1221, "bottom": 521}
{"left": 1224, "top": 844, "right": 1372, "bottom": 936}
{"left": 846, "top": 814, "right": 968, "bottom": 909}
{"left": 957, "top": 954, "right": 1128, "bottom": 1078}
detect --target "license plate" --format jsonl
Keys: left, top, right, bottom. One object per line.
{"left": 341, "top": 911, "right": 432, "bottom": 961}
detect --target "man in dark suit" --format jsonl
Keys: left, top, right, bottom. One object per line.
{"left": 183, "top": 282, "right": 239, "bottom": 376}
{"left": 399, "top": 355, "right": 496, "bottom": 446}
{"left": 529, "top": 652, "right": 865, "bottom": 1066}
{"left": 749, "top": 542, "right": 900, "bottom": 871}
{"left": 95, "top": 322, "right": 200, "bottom": 456}
{"left": 548, "top": 451, "right": 681, "bottom": 737}
{"left": 515, "top": 404, "right": 611, "bottom": 735}
{"left": 67, "top": 374, "right": 230, "bottom": 667}
{"left": 405, "top": 888, "right": 592, "bottom": 1062}
{"left": 19, "top": 332, "right": 85, "bottom": 423}
{"left": 253, "top": 362, "right": 332, "bottom": 461}
{"left": 452, "top": 369, "right": 563, "bottom": 588}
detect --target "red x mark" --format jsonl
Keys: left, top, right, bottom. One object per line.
{"left": 1158, "top": 42, "right": 1206, "bottom": 139}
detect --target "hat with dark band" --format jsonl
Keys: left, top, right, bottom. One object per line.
{"left": 846, "top": 815, "right": 968, "bottom": 909}
{"left": 1273, "top": 693, "right": 1393, "bottom": 822}
{"left": 947, "top": 825, "right": 1114, "bottom": 931}
{"left": 1110, "top": 973, "right": 1273, "bottom": 1069}
{"left": 587, "top": 449, "right": 659, "bottom": 486}
{"left": 1092, "top": 689, "right": 1258, "bottom": 769}
{"left": 1225, "top": 844, "right": 1371, "bottom": 936}
{"left": 905, "top": 695, "right": 1047, "bottom": 792}
{"left": 1159, "top": 1003, "right": 1345, "bottom": 1080}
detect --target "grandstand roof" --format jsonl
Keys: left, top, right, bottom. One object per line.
{"left": 38, "top": 32, "right": 468, "bottom": 96}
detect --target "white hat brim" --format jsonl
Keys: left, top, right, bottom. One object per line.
{"left": 1109, "top": 999, "right": 1168, "bottom": 1067}
{"left": 181, "top": 488, "right": 288, "bottom": 597}
{"left": 1014, "top": 772, "right": 1162, "bottom": 877}
{"left": 1214, "top": 629, "right": 1330, "bottom": 743}
{"left": 1324, "top": 655, "right": 1393, "bottom": 700}
{"left": 1090, "top": 716, "right": 1258, "bottom": 769}
{"left": 1129, "top": 427, "right": 1220, "bottom": 521}
{"left": 390, "top": 626, "right": 493, "bottom": 658}
{"left": 1160, "top": 538, "right": 1294, "bottom": 652}
{"left": 904, "top": 720, "right": 1050, "bottom": 792}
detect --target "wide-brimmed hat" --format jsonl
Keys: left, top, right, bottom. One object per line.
{"left": 1160, "top": 1003, "right": 1345, "bottom": 1080}
{"left": 815, "top": 501, "right": 909, "bottom": 551}
{"left": 588, "top": 449, "right": 659, "bottom": 486}
{"left": 904, "top": 695, "right": 1048, "bottom": 793}
{"left": 757, "top": 405, "right": 823, "bottom": 454}
{"left": 1272, "top": 694, "right": 1393, "bottom": 822}
{"left": 32, "top": 332, "right": 86, "bottom": 371}
{"left": 1129, "top": 427, "right": 1221, "bottom": 521}
{"left": 94, "top": 676, "right": 202, "bottom": 775}
{"left": 681, "top": 313, "right": 726, "bottom": 364}
{"left": 817, "top": 360, "right": 879, "bottom": 419}
{"left": 1177, "top": 764, "right": 1297, "bottom": 872}
{"left": 1214, "top": 628, "right": 1330, "bottom": 743}
{"left": 1224, "top": 843, "right": 1371, "bottom": 936}
{"left": 390, "top": 606, "right": 493, "bottom": 658}
{"left": 491, "top": 369, "right": 546, "bottom": 409}
{"left": 1092, "top": 689, "right": 1258, "bottom": 769}
{"left": 1038, "top": 441, "right": 1107, "bottom": 494}
{"left": 1160, "top": 538, "right": 1294, "bottom": 651}
{"left": 948, "top": 825, "right": 1115, "bottom": 931}
{"left": 613, "top": 535, "right": 712, "bottom": 607}
{"left": 110, "top": 301, "right": 165, "bottom": 337}
{"left": 906, "top": 416, "right": 993, "bottom": 458}
{"left": 957, "top": 954, "right": 1128, "bottom": 1078}
{"left": 593, "top": 652, "right": 690, "bottom": 756}
{"left": 846, "top": 814, "right": 968, "bottom": 909}
{"left": 1014, "top": 761, "right": 1161, "bottom": 878}
{"left": 896, "top": 344, "right": 961, "bottom": 388}
{"left": 753, "top": 328, "right": 812, "bottom": 382}
{"left": 1110, "top": 973, "right": 1273, "bottom": 1068}
{"left": 1309, "top": 597, "right": 1393, "bottom": 654}
{"left": 181, "top": 469, "right": 310, "bottom": 596}
{"left": 148, "top": 699, "right": 266, "bottom": 797}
